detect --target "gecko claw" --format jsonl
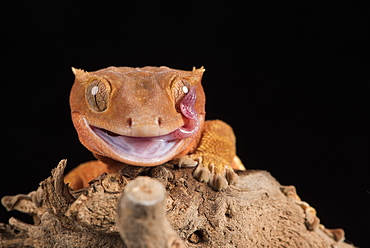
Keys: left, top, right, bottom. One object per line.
{"left": 226, "top": 168, "right": 239, "bottom": 186}
{"left": 193, "top": 165, "right": 212, "bottom": 183}
{"left": 178, "top": 155, "right": 199, "bottom": 168}
{"left": 210, "top": 173, "right": 229, "bottom": 191}
{"left": 179, "top": 154, "right": 238, "bottom": 191}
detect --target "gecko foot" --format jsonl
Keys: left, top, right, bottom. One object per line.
{"left": 179, "top": 154, "right": 238, "bottom": 191}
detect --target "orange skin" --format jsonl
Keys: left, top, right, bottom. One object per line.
{"left": 65, "top": 66, "right": 245, "bottom": 191}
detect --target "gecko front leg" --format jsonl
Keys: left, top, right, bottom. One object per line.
{"left": 178, "top": 120, "right": 245, "bottom": 190}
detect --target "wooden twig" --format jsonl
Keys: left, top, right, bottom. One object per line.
{"left": 117, "top": 176, "right": 185, "bottom": 248}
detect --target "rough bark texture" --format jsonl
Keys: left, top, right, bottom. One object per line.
{"left": 0, "top": 159, "right": 355, "bottom": 248}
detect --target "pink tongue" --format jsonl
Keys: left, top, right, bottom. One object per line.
{"left": 180, "top": 86, "right": 198, "bottom": 120}
{"left": 119, "top": 137, "right": 168, "bottom": 156}
{"left": 172, "top": 86, "right": 199, "bottom": 138}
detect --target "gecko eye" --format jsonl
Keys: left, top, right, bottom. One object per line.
{"left": 86, "top": 79, "right": 110, "bottom": 112}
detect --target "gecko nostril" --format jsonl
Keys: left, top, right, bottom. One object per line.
{"left": 157, "top": 117, "right": 162, "bottom": 127}
{"left": 127, "top": 118, "right": 133, "bottom": 127}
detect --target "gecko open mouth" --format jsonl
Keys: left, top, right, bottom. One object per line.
{"left": 91, "top": 125, "right": 182, "bottom": 159}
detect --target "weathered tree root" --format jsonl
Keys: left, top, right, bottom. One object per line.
{"left": 1, "top": 159, "right": 356, "bottom": 248}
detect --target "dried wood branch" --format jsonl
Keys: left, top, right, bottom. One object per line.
{"left": 0, "top": 160, "right": 355, "bottom": 248}
{"left": 117, "top": 176, "right": 185, "bottom": 248}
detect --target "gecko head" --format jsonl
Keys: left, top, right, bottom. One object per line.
{"left": 70, "top": 66, "right": 206, "bottom": 166}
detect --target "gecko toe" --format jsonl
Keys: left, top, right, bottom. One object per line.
{"left": 187, "top": 154, "right": 240, "bottom": 191}
{"left": 211, "top": 174, "right": 229, "bottom": 191}
{"left": 193, "top": 164, "right": 239, "bottom": 190}
{"left": 226, "top": 168, "right": 238, "bottom": 186}
{"left": 193, "top": 165, "right": 211, "bottom": 183}
{"left": 178, "top": 155, "right": 199, "bottom": 168}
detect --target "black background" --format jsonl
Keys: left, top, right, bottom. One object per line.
{"left": 1, "top": 2, "right": 369, "bottom": 247}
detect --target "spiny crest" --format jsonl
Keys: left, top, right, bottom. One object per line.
{"left": 71, "top": 67, "right": 87, "bottom": 77}
{"left": 72, "top": 67, "right": 104, "bottom": 85}
{"left": 186, "top": 66, "right": 205, "bottom": 86}
{"left": 192, "top": 66, "right": 205, "bottom": 74}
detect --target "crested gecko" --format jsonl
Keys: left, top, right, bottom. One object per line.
{"left": 65, "top": 66, "right": 245, "bottom": 191}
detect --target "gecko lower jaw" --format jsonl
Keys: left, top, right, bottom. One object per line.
{"left": 91, "top": 125, "right": 182, "bottom": 160}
